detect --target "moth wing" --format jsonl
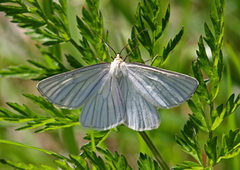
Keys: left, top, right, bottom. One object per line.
{"left": 80, "top": 75, "right": 125, "bottom": 130}
{"left": 37, "top": 63, "right": 110, "bottom": 109}
{"left": 125, "top": 63, "right": 199, "bottom": 109}
{"left": 121, "top": 76, "right": 160, "bottom": 131}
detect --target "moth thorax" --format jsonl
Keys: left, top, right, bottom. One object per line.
{"left": 110, "top": 59, "right": 127, "bottom": 78}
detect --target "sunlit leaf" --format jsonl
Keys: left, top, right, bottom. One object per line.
{"left": 81, "top": 147, "right": 110, "bottom": 170}
{"left": 0, "top": 139, "right": 70, "bottom": 161}
{"left": 69, "top": 154, "right": 90, "bottom": 170}
{"left": 65, "top": 54, "right": 84, "bottom": 69}
{"left": 55, "top": 160, "right": 74, "bottom": 170}
{"left": 192, "top": 61, "right": 211, "bottom": 104}
{"left": 97, "top": 147, "right": 132, "bottom": 170}
{"left": 211, "top": 94, "right": 240, "bottom": 130}
{"left": 175, "top": 120, "right": 203, "bottom": 166}
{"left": 155, "top": 5, "right": 170, "bottom": 41}
{"left": 23, "top": 94, "right": 64, "bottom": 117}
{"left": 217, "top": 129, "right": 240, "bottom": 163}
{"left": 0, "top": 64, "right": 46, "bottom": 79}
{"left": 188, "top": 99, "right": 209, "bottom": 132}
{"left": 204, "top": 136, "right": 218, "bottom": 166}
{"left": 81, "top": 130, "right": 111, "bottom": 157}
{"left": 127, "top": 26, "right": 144, "bottom": 63}
{"left": 0, "top": 94, "right": 79, "bottom": 132}
{"left": 151, "top": 27, "right": 184, "bottom": 67}
{"left": 196, "top": 36, "right": 213, "bottom": 77}
{"left": 0, "top": 159, "right": 53, "bottom": 170}
{"left": 137, "top": 153, "right": 160, "bottom": 170}
{"left": 172, "top": 161, "right": 203, "bottom": 170}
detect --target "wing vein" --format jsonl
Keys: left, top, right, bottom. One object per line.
{"left": 69, "top": 71, "right": 108, "bottom": 107}
{"left": 128, "top": 71, "right": 160, "bottom": 104}
{"left": 83, "top": 98, "right": 95, "bottom": 124}
{"left": 110, "top": 78, "right": 117, "bottom": 122}
{"left": 90, "top": 96, "right": 98, "bottom": 126}
{"left": 135, "top": 69, "right": 188, "bottom": 99}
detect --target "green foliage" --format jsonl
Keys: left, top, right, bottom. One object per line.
{"left": 137, "top": 153, "right": 161, "bottom": 170}
{"left": 175, "top": 0, "right": 240, "bottom": 169}
{"left": 69, "top": 154, "right": 90, "bottom": 170}
{"left": 126, "top": 27, "right": 144, "bottom": 63}
{"left": 204, "top": 136, "right": 218, "bottom": 166}
{"left": 191, "top": 57, "right": 211, "bottom": 105}
{"left": 0, "top": 159, "right": 58, "bottom": 170}
{"left": 134, "top": 1, "right": 169, "bottom": 56}
{"left": 0, "top": 0, "right": 106, "bottom": 78}
{"left": 0, "top": 0, "right": 70, "bottom": 45}
{"left": 0, "top": 94, "right": 80, "bottom": 133}
{"left": 126, "top": 1, "right": 183, "bottom": 68}
{"left": 65, "top": 54, "right": 84, "bottom": 69}
{"left": 211, "top": 94, "right": 240, "bottom": 130}
{"left": 0, "top": 0, "right": 240, "bottom": 170}
{"left": 175, "top": 121, "right": 203, "bottom": 167}
{"left": 196, "top": 1, "right": 224, "bottom": 102}
{"left": 218, "top": 129, "right": 240, "bottom": 162}
{"left": 82, "top": 147, "right": 111, "bottom": 170}
{"left": 97, "top": 147, "right": 132, "bottom": 170}
{"left": 0, "top": 138, "right": 162, "bottom": 170}
{"left": 172, "top": 161, "right": 204, "bottom": 170}
{"left": 80, "top": 130, "right": 111, "bottom": 156}
{"left": 0, "top": 139, "right": 70, "bottom": 161}
{"left": 76, "top": 0, "right": 109, "bottom": 64}
{"left": 151, "top": 27, "right": 184, "bottom": 67}
{"left": 188, "top": 98, "right": 209, "bottom": 132}
{"left": 0, "top": 45, "right": 69, "bottom": 80}
{"left": 175, "top": 126, "right": 240, "bottom": 169}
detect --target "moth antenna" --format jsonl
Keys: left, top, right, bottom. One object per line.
{"left": 123, "top": 44, "right": 140, "bottom": 61}
{"left": 94, "top": 56, "right": 104, "bottom": 63}
{"left": 143, "top": 58, "right": 151, "bottom": 64}
{"left": 119, "top": 28, "right": 149, "bottom": 55}
{"left": 88, "top": 28, "right": 116, "bottom": 60}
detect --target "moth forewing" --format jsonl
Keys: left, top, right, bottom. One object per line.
{"left": 37, "top": 63, "right": 111, "bottom": 109}
{"left": 124, "top": 62, "right": 199, "bottom": 109}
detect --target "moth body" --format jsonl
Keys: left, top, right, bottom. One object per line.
{"left": 110, "top": 54, "right": 127, "bottom": 79}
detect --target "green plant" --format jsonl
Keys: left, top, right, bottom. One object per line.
{"left": 0, "top": 0, "right": 239, "bottom": 169}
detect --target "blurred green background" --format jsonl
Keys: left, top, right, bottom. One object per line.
{"left": 0, "top": 0, "right": 240, "bottom": 169}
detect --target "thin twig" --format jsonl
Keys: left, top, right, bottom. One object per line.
{"left": 139, "top": 131, "right": 170, "bottom": 170}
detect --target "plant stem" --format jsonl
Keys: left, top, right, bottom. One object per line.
{"left": 139, "top": 131, "right": 169, "bottom": 170}
{"left": 91, "top": 129, "right": 97, "bottom": 170}
{"left": 61, "top": 109, "right": 79, "bottom": 155}
{"left": 91, "top": 129, "right": 96, "bottom": 153}
{"left": 62, "top": 127, "right": 79, "bottom": 155}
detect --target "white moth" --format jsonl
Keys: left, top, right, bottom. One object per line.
{"left": 37, "top": 34, "right": 199, "bottom": 131}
